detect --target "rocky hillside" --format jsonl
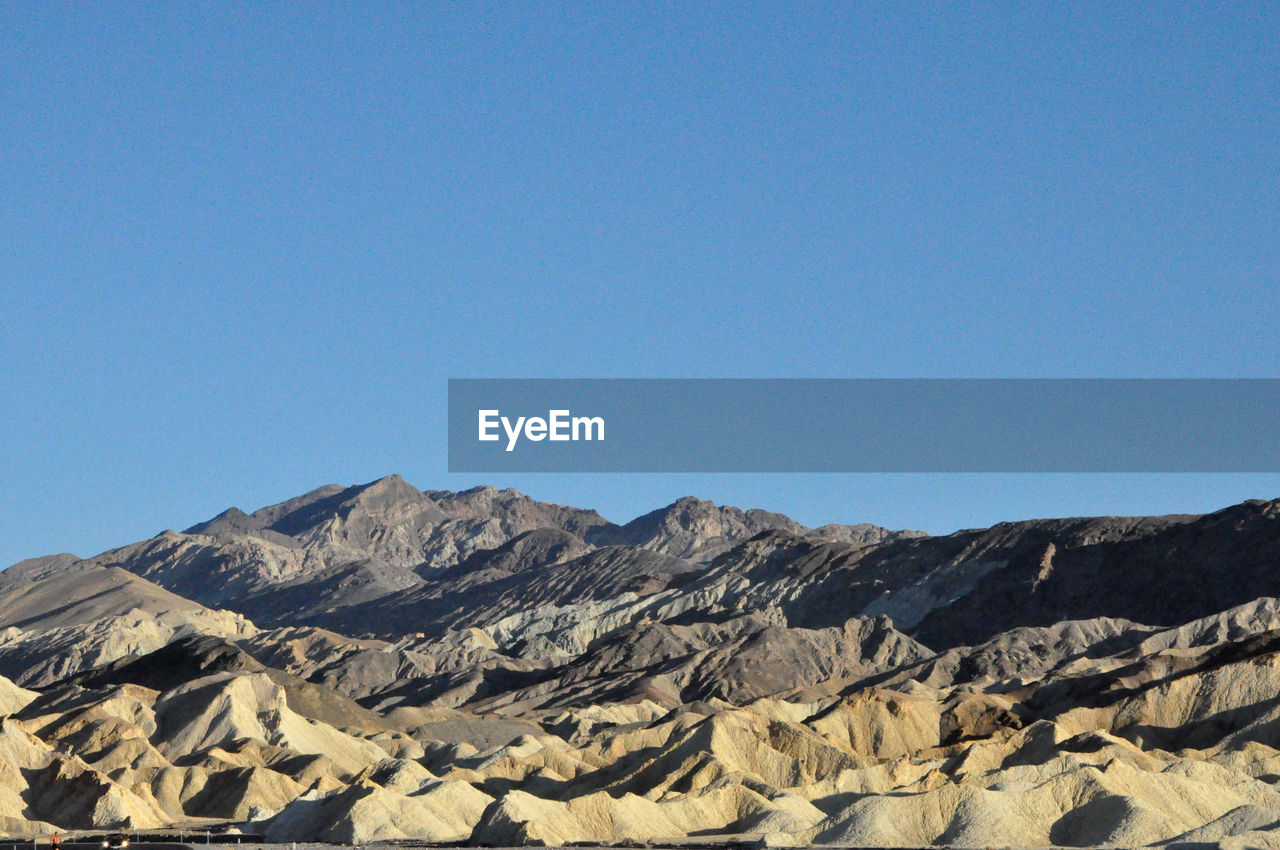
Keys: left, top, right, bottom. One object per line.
{"left": 3, "top": 478, "right": 1280, "bottom": 847}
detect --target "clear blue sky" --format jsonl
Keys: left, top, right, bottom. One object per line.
{"left": 3, "top": 3, "right": 1278, "bottom": 566}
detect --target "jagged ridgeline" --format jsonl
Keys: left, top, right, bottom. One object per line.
{"left": 3, "top": 477, "right": 1280, "bottom": 846}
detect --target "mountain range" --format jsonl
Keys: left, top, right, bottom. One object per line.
{"left": 3, "top": 477, "right": 1280, "bottom": 846}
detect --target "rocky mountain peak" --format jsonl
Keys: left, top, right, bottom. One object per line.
{"left": 603, "top": 497, "right": 806, "bottom": 561}
{"left": 185, "top": 506, "right": 252, "bottom": 536}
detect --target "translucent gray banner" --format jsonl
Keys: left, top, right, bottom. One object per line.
{"left": 447, "top": 379, "right": 1280, "bottom": 472}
